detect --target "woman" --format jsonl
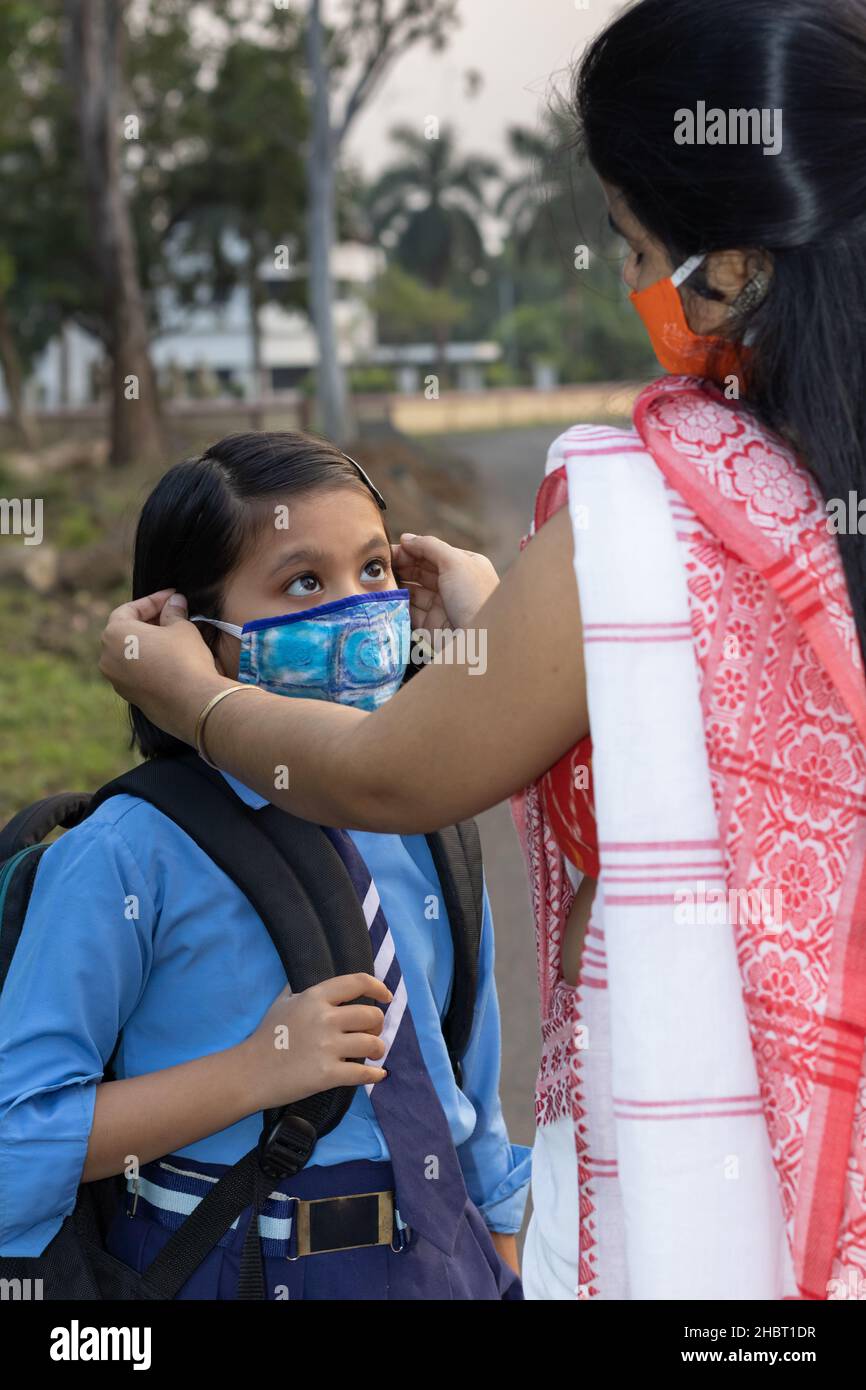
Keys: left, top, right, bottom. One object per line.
{"left": 99, "top": 0, "right": 866, "bottom": 1299}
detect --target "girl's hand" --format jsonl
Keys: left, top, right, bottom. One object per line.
{"left": 239, "top": 973, "right": 392, "bottom": 1111}
{"left": 99, "top": 589, "right": 228, "bottom": 745}
{"left": 392, "top": 534, "right": 499, "bottom": 636}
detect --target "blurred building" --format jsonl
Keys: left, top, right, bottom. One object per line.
{"left": 5, "top": 239, "right": 500, "bottom": 414}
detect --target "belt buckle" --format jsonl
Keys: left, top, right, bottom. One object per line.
{"left": 291, "top": 1190, "right": 396, "bottom": 1258}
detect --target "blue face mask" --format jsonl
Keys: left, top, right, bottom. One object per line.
{"left": 191, "top": 589, "right": 411, "bottom": 711}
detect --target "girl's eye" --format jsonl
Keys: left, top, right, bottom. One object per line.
{"left": 363, "top": 559, "right": 388, "bottom": 582}
{"left": 286, "top": 573, "right": 323, "bottom": 597}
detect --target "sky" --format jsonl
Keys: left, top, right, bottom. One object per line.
{"left": 342, "top": 0, "right": 627, "bottom": 177}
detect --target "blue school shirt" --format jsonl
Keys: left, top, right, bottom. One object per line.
{"left": 0, "top": 768, "right": 530, "bottom": 1256}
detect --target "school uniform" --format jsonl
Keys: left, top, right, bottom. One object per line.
{"left": 0, "top": 767, "right": 530, "bottom": 1298}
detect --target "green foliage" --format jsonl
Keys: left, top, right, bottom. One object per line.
{"left": 369, "top": 264, "right": 466, "bottom": 343}
{"left": 484, "top": 361, "right": 521, "bottom": 388}
{"left": 0, "top": 1, "right": 310, "bottom": 376}
{"left": 348, "top": 365, "right": 396, "bottom": 394}
{"left": 367, "top": 124, "right": 496, "bottom": 290}
{"left": 0, "top": 650, "right": 130, "bottom": 817}
{"left": 55, "top": 504, "right": 101, "bottom": 550}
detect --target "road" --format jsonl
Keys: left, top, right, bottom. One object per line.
{"left": 417, "top": 426, "right": 562, "bottom": 1158}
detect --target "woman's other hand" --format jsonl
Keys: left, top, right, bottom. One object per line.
{"left": 392, "top": 533, "right": 499, "bottom": 636}
{"left": 98, "top": 589, "right": 229, "bottom": 744}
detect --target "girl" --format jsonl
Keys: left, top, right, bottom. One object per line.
{"left": 0, "top": 432, "right": 529, "bottom": 1299}
{"left": 99, "top": 0, "right": 866, "bottom": 1302}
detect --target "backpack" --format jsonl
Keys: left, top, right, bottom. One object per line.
{"left": 0, "top": 752, "right": 484, "bottom": 1300}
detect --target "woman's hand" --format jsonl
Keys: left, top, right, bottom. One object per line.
{"left": 392, "top": 533, "right": 499, "bottom": 636}
{"left": 98, "top": 588, "right": 229, "bottom": 745}
{"left": 238, "top": 973, "right": 392, "bottom": 1111}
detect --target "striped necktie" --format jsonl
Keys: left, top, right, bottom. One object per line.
{"left": 323, "top": 827, "right": 470, "bottom": 1257}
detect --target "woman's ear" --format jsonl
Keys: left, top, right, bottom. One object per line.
{"left": 703, "top": 249, "right": 773, "bottom": 306}
{"left": 686, "top": 249, "right": 771, "bottom": 335}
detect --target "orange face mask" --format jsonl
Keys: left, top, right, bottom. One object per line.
{"left": 630, "top": 253, "right": 750, "bottom": 385}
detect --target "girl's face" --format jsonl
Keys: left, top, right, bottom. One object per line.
{"left": 213, "top": 485, "right": 395, "bottom": 680}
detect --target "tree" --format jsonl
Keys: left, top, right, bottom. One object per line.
{"left": 0, "top": 0, "right": 77, "bottom": 447}
{"left": 494, "top": 109, "right": 654, "bottom": 384}
{"left": 366, "top": 122, "right": 495, "bottom": 381}
{"left": 368, "top": 263, "right": 466, "bottom": 344}
{"left": 367, "top": 123, "right": 496, "bottom": 289}
{"left": 0, "top": 253, "right": 37, "bottom": 450}
{"left": 304, "top": 0, "right": 459, "bottom": 443}
{"left": 162, "top": 17, "right": 308, "bottom": 420}
{"left": 65, "top": 0, "right": 165, "bottom": 466}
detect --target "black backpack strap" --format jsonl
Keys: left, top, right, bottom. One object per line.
{"left": 0, "top": 792, "right": 92, "bottom": 860}
{"left": 425, "top": 819, "right": 485, "bottom": 1090}
{"left": 89, "top": 754, "right": 376, "bottom": 1298}
{"left": 0, "top": 845, "right": 47, "bottom": 992}
{"left": 253, "top": 804, "right": 376, "bottom": 979}
{"left": 135, "top": 1148, "right": 261, "bottom": 1300}
{"left": 89, "top": 755, "right": 369, "bottom": 1146}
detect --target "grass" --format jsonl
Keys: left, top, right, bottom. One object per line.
{"left": 0, "top": 652, "right": 132, "bottom": 819}
{"left": 0, "top": 580, "right": 133, "bottom": 821}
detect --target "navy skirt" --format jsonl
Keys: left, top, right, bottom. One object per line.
{"left": 105, "top": 1152, "right": 523, "bottom": 1301}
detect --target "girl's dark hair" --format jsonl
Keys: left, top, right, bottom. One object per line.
{"left": 129, "top": 431, "right": 385, "bottom": 759}
{"left": 575, "top": 0, "right": 866, "bottom": 663}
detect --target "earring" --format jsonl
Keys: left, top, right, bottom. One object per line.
{"left": 732, "top": 269, "right": 770, "bottom": 316}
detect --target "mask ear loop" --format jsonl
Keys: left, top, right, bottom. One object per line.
{"left": 190, "top": 615, "right": 244, "bottom": 638}
{"left": 670, "top": 253, "right": 706, "bottom": 289}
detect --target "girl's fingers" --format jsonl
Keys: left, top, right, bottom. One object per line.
{"left": 340, "top": 1033, "right": 387, "bottom": 1061}
{"left": 336, "top": 1062, "right": 388, "bottom": 1087}
{"left": 337, "top": 1004, "right": 385, "bottom": 1035}
{"left": 319, "top": 973, "right": 392, "bottom": 1006}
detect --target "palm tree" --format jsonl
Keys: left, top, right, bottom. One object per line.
{"left": 496, "top": 111, "right": 615, "bottom": 266}
{"left": 367, "top": 123, "right": 497, "bottom": 381}
{"left": 368, "top": 124, "right": 498, "bottom": 290}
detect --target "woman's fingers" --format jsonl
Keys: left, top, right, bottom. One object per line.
{"left": 390, "top": 547, "right": 441, "bottom": 589}
{"left": 398, "top": 533, "right": 460, "bottom": 570}
{"left": 107, "top": 589, "right": 176, "bottom": 627}
{"left": 160, "top": 592, "right": 189, "bottom": 625}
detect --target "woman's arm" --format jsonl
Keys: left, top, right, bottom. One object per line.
{"left": 100, "top": 508, "right": 586, "bottom": 833}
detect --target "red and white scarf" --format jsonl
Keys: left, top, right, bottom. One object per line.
{"left": 513, "top": 376, "right": 866, "bottom": 1300}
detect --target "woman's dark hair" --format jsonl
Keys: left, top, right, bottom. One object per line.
{"left": 575, "top": 0, "right": 866, "bottom": 663}
{"left": 129, "top": 431, "right": 386, "bottom": 758}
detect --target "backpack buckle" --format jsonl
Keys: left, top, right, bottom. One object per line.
{"left": 258, "top": 1114, "right": 317, "bottom": 1180}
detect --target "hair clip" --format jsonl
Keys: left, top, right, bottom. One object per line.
{"left": 341, "top": 452, "right": 387, "bottom": 510}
